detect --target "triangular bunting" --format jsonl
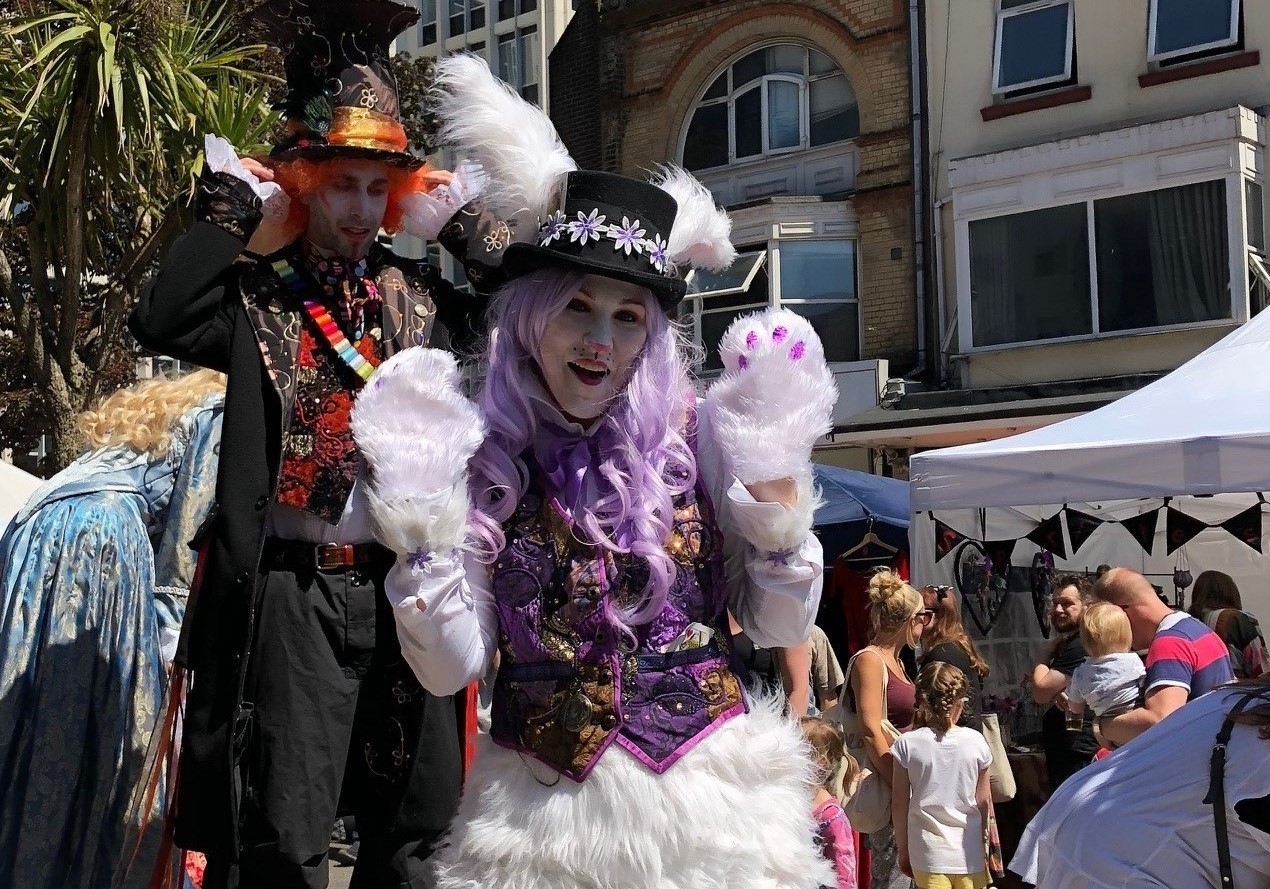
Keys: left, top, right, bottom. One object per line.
{"left": 983, "top": 539, "right": 1018, "bottom": 574}
{"left": 1064, "top": 509, "right": 1103, "bottom": 554}
{"left": 1166, "top": 507, "right": 1208, "bottom": 555}
{"left": 1118, "top": 509, "right": 1160, "bottom": 556}
{"left": 934, "top": 519, "right": 969, "bottom": 562}
{"left": 1219, "top": 504, "right": 1263, "bottom": 553}
{"left": 1025, "top": 513, "right": 1067, "bottom": 559}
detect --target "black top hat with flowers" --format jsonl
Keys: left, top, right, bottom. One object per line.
{"left": 430, "top": 55, "right": 738, "bottom": 312}
{"left": 257, "top": 0, "right": 423, "bottom": 168}
{"left": 503, "top": 171, "right": 685, "bottom": 305}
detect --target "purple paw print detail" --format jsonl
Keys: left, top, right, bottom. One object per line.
{"left": 771, "top": 325, "right": 788, "bottom": 344}
{"left": 789, "top": 341, "right": 805, "bottom": 361}
{"left": 738, "top": 355, "right": 749, "bottom": 370}
{"left": 745, "top": 330, "right": 759, "bottom": 350}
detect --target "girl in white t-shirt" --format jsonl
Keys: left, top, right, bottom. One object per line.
{"left": 890, "top": 663, "right": 992, "bottom": 889}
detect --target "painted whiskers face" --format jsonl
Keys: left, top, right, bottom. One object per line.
{"left": 538, "top": 274, "right": 651, "bottom": 423}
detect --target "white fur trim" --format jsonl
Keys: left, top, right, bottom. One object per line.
{"left": 649, "top": 165, "right": 737, "bottom": 273}
{"left": 432, "top": 54, "right": 577, "bottom": 219}
{"left": 351, "top": 347, "right": 486, "bottom": 552}
{"left": 432, "top": 692, "right": 834, "bottom": 889}
{"left": 703, "top": 310, "right": 837, "bottom": 486}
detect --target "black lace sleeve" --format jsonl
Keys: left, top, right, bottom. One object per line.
{"left": 194, "top": 169, "right": 263, "bottom": 242}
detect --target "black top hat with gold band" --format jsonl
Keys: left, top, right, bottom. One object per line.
{"left": 258, "top": 0, "right": 422, "bottom": 168}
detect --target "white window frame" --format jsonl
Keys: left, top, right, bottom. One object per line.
{"left": 496, "top": 25, "right": 538, "bottom": 101}
{"left": 1148, "top": 0, "right": 1240, "bottom": 63}
{"left": 960, "top": 176, "right": 1245, "bottom": 352}
{"left": 688, "top": 238, "right": 863, "bottom": 371}
{"left": 679, "top": 44, "right": 857, "bottom": 173}
{"left": 991, "top": 0, "right": 1075, "bottom": 95}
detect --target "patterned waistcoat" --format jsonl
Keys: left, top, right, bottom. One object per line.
{"left": 488, "top": 475, "right": 747, "bottom": 782}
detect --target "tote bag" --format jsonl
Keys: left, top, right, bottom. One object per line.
{"left": 839, "top": 647, "right": 901, "bottom": 834}
{"left": 981, "top": 713, "right": 1016, "bottom": 802}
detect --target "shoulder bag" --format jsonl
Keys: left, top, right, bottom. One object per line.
{"left": 840, "top": 647, "right": 901, "bottom": 834}
{"left": 981, "top": 712, "right": 1016, "bottom": 802}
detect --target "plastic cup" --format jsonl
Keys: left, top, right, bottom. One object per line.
{"left": 1064, "top": 706, "right": 1086, "bottom": 732}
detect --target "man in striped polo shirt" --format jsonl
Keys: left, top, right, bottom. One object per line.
{"left": 1092, "top": 567, "right": 1234, "bottom": 747}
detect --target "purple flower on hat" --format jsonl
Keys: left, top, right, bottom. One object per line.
{"left": 609, "top": 216, "right": 646, "bottom": 256}
{"left": 568, "top": 209, "right": 607, "bottom": 245}
{"left": 538, "top": 210, "right": 567, "bottom": 246}
{"left": 647, "top": 234, "right": 669, "bottom": 273}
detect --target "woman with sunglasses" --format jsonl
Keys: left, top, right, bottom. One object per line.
{"left": 844, "top": 569, "right": 925, "bottom": 887}
{"left": 918, "top": 586, "right": 989, "bottom": 730}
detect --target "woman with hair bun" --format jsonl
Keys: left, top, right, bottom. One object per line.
{"left": 891, "top": 663, "right": 992, "bottom": 889}
{"left": 843, "top": 569, "right": 926, "bottom": 887}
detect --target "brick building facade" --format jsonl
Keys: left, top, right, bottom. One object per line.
{"left": 554, "top": 0, "right": 918, "bottom": 378}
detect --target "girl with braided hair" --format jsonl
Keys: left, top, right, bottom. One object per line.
{"left": 890, "top": 663, "right": 993, "bottom": 889}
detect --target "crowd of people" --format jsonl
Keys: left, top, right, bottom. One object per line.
{"left": 0, "top": 3, "right": 1268, "bottom": 889}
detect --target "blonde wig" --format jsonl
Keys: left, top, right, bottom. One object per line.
{"left": 77, "top": 370, "right": 226, "bottom": 459}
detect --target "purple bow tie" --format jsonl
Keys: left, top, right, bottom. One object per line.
{"left": 542, "top": 432, "right": 599, "bottom": 514}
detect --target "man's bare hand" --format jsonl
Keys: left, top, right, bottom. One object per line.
{"left": 240, "top": 157, "right": 276, "bottom": 182}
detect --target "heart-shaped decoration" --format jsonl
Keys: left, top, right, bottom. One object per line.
{"left": 1030, "top": 551, "right": 1054, "bottom": 638}
{"left": 954, "top": 540, "right": 1011, "bottom": 637}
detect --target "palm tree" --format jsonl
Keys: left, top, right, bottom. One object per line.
{"left": 0, "top": 0, "right": 277, "bottom": 471}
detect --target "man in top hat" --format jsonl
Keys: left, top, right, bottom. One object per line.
{"left": 129, "top": 2, "right": 507, "bottom": 886}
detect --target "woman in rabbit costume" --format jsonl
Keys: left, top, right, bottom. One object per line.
{"left": 350, "top": 55, "right": 838, "bottom": 889}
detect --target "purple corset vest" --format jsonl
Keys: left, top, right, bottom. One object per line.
{"left": 487, "top": 476, "right": 748, "bottom": 782}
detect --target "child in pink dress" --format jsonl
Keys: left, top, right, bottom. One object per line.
{"left": 802, "top": 717, "right": 860, "bottom": 889}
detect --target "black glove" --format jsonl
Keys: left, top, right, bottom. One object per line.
{"left": 194, "top": 168, "right": 263, "bottom": 241}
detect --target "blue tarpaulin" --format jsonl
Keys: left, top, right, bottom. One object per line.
{"left": 812, "top": 464, "right": 910, "bottom": 562}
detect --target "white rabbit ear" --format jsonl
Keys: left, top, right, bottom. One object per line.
{"left": 649, "top": 165, "right": 738, "bottom": 273}
{"left": 431, "top": 53, "right": 577, "bottom": 218}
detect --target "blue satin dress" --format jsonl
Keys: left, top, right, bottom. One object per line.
{"left": 0, "top": 397, "right": 222, "bottom": 889}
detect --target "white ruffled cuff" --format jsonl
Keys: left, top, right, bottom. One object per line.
{"left": 399, "top": 160, "right": 488, "bottom": 241}
{"left": 204, "top": 134, "right": 289, "bottom": 222}
{"left": 725, "top": 475, "right": 818, "bottom": 554}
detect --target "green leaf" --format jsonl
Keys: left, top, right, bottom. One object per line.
{"left": 20, "top": 23, "right": 91, "bottom": 74}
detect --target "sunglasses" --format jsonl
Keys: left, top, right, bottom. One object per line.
{"left": 914, "top": 609, "right": 936, "bottom": 626}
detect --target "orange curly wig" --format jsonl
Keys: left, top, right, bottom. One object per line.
{"left": 269, "top": 157, "right": 439, "bottom": 235}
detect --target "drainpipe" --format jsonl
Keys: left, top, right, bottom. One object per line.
{"left": 932, "top": 196, "right": 951, "bottom": 382}
{"left": 909, "top": 0, "right": 930, "bottom": 381}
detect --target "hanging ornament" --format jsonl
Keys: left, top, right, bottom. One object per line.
{"left": 954, "top": 540, "right": 1011, "bottom": 637}
{"left": 1030, "top": 550, "right": 1055, "bottom": 638}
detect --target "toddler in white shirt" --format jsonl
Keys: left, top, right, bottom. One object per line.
{"left": 1067, "top": 602, "right": 1145, "bottom": 724}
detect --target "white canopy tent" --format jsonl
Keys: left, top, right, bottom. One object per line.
{"left": 908, "top": 311, "right": 1270, "bottom": 685}
{"left": 909, "top": 308, "right": 1270, "bottom": 512}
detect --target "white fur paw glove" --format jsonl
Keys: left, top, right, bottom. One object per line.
{"left": 351, "top": 348, "right": 487, "bottom": 554}
{"left": 704, "top": 309, "right": 837, "bottom": 486}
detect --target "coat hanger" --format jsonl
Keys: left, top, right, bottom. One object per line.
{"left": 839, "top": 518, "right": 898, "bottom": 561}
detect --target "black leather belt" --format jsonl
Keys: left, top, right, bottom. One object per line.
{"left": 261, "top": 537, "right": 394, "bottom": 573}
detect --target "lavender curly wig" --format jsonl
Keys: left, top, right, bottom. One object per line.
{"left": 467, "top": 267, "right": 698, "bottom": 626}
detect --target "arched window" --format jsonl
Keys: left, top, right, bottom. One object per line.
{"left": 682, "top": 45, "right": 859, "bottom": 172}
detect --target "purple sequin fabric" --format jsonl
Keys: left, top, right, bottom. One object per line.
{"left": 488, "top": 476, "right": 748, "bottom": 782}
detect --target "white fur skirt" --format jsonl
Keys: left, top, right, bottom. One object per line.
{"left": 432, "top": 694, "right": 836, "bottom": 889}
